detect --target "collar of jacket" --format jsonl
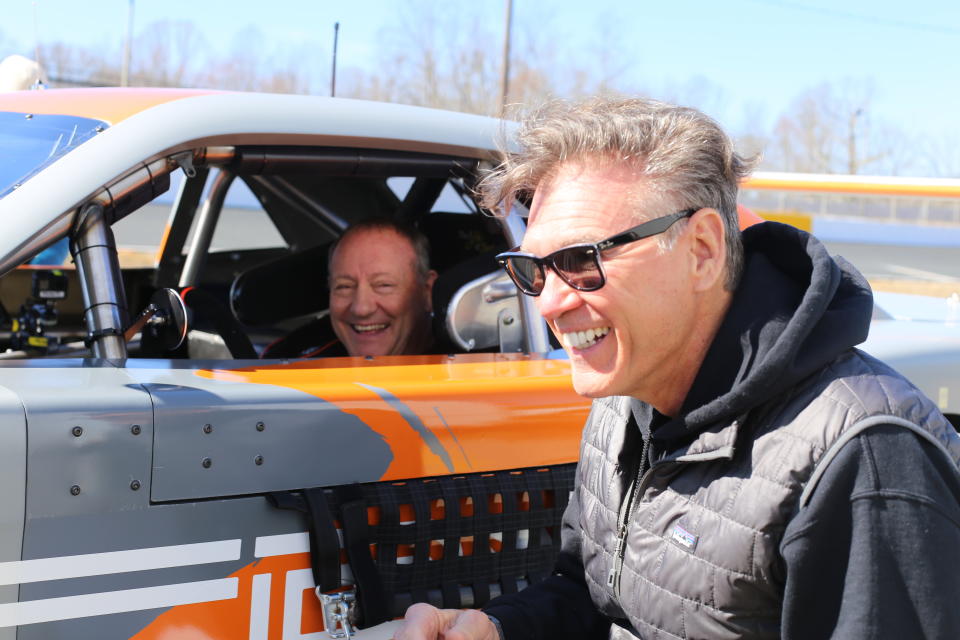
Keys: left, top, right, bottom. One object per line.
{"left": 626, "top": 397, "right": 745, "bottom": 466}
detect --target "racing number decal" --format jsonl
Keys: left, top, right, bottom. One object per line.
{"left": 133, "top": 534, "right": 328, "bottom": 639}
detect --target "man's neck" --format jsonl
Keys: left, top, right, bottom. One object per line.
{"left": 647, "top": 287, "right": 733, "bottom": 417}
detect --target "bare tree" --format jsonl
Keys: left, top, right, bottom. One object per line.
{"left": 764, "top": 80, "right": 910, "bottom": 175}
{"left": 917, "top": 133, "right": 960, "bottom": 178}
{"left": 20, "top": 16, "right": 944, "bottom": 180}
{"left": 128, "top": 20, "right": 209, "bottom": 87}
{"left": 39, "top": 41, "right": 119, "bottom": 87}
{"left": 345, "top": 2, "right": 634, "bottom": 117}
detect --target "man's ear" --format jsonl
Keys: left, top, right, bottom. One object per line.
{"left": 424, "top": 270, "right": 439, "bottom": 312}
{"left": 687, "top": 208, "right": 726, "bottom": 292}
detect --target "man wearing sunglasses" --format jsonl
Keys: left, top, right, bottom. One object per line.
{"left": 395, "top": 99, "right": 960, "bottom": 639}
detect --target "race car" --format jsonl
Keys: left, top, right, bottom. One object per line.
{"left": 0, "top": 88, "right": 590, "bottom": 639}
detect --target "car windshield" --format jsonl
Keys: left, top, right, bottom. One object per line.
{"left": 0, "top": 111, "right": 107, "bottom": 198}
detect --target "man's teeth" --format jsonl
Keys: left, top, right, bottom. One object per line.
{"left": 562, "top": 327, "right": 610, "bottom": 350}
{"left": 354, "top": 323, "right": 387, "bottom": 333}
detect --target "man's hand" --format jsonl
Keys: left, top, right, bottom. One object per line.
{"left": 392, "top": 603, "right": 500, "bottom": 640}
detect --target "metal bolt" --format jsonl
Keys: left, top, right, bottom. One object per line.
{"left": 502, "top": 315, "right": 515, "bottom": 325}
{"left": 201, "top": 457, "right": 212, "bottom": 468}
{"left": 130, "top": 479, "right": 141, "bottom": 491}
{"left": 131, "top": 424, "right": 142, "bottom": 435}
{"left": 203, "top": 424, "right": 213, "bottom": 434}
{"left": 256, "top": 422, "right": 265, "bottom": 432}
{"left": 254, "top": 455, "right": 264, "bottom": 466}
{"left": 69, "top": 485, "right": 81, "bottom": 496}
{"left": 71, "top": 426, "right": 83, "bottom": 437}
{"left": 94, "top": 125, "right": 104, "bottom": 132}
{"left": 24, "top": 114, "right": 32, "bottom": 120}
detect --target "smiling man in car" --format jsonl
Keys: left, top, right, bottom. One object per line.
{"left": 395, "top": 98, "right": 960, "bottom": 639}
{"left": 328, "top": 219, "right": 438, "bottom": 357}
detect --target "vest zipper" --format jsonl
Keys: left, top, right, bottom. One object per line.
{"left": 607, "top": 432, "right": 652, "bottom": 597}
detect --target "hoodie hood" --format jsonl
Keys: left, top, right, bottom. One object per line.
{"left": 653, "top": 221, "right": 873, "bottom": 442}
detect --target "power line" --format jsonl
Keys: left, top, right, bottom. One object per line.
{"left": 743, "top": 0, "right": 960, "bottom": 36}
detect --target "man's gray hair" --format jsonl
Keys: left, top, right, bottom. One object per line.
{"left": 328, "top": 218, "right": 432, "bottom": 282}
{"left": 479, "top": 97, "right": 756, "bottom": 290}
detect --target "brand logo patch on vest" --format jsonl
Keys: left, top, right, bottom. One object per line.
{"left": 670, "top": 522, "right": 699, "bottom": 552}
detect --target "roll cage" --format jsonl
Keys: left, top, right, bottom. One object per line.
{"left": 0, "top": 142, "right": 551, "bottom": 360}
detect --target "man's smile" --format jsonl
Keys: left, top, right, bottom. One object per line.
{"left": 560, "top": 326, "right": 610, "bottom": 350}
{"left": 352, "top": 323, "right": 389, "bottom": 334}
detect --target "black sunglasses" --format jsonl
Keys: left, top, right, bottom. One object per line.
{"left": 496, "top": 209, "right": 696, "bottom": 296}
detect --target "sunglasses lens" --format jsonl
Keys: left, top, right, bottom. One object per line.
{"left": 553, "top": 248, "right": 603, "bottom": 290}
{"left": 504, "top": 257, "right": 545, "bottom": 294}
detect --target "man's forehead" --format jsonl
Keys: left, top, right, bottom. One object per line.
{"left": 525, "top": 161, "right": 670, "bottom": 245}
{"left": 335, "top": 227, "right": 414, "bottom": 258}
{"left": 330, "top": 226, "right": 418, "bottom": 274}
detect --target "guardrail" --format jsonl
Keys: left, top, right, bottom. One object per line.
{"left": 741, "top": 172, "right": 960, "bottom": 227}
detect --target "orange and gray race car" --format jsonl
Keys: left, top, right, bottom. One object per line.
{"left": 1, "top": 88, "right": 959, "bottom": 640}
{"left": 0, "top": 87, "right": 595, "bottom": 639}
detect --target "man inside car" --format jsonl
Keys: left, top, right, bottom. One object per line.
{"left": 394, "top": 98, "right": 960, "bottom": 639}
{"left": 327, "top": 219, "right": 438, "bottom": 357}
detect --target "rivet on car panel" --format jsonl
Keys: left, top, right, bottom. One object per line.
{"left": 130, "top": 480, "right": 141, "bottom": 491}
{"left": 203, "top": 424, "right": 213, "bottom": 434}
{"left": 202, "top": 457, "right": 212, "bottom": 468}
{"left": 255, "top": 455, "right": 264, "bottom": 466}
{"left": 71, "top": 426, "right": 83, "bottom": 437}
{"left": 70, "top": 485, "right": 81, "bottom": 496}
{"left": 256, "top": 422, "right": 265, "bottom": 432}
{"left": 131, "top": 424, "right": 142, "bottom": 435}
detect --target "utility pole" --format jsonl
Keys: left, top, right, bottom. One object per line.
{"left": 121, "top": 0, "right": 134, "bottom": 86}
{"left": 498, "top": 0, "right": 513, "bottom": 118}
{"left": 330, "top": 22, "right": 339, "bottom": 97}
{"left": 32, "top": 0, "right": 41, "bottom": 68}
{"left": 848, "top": 107, "right": 863, "bottom": 174}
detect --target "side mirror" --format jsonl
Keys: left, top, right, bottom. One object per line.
{"left": 125, "top": 288, "right": 188, "bottom": 351}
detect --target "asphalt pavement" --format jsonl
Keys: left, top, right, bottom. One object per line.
{"left": 822, "top": 242, "right": 960, "bottom": 284}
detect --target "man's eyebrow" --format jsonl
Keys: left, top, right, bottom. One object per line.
{"left": 331, "top": 272, "right": 398, "bottom": 281}
{"left": 522, "top": 234, "right": 597, "bottom": 253}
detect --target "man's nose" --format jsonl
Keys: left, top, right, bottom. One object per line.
{"left": 535, "top": 269, "right": 582, "bottom": 320}
{"left": 350, "top": 284, "right": 377, "bottom": 316}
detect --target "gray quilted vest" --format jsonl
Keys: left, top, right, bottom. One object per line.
{"left": 575, "top": 348, "right": 960, "bottom": 640}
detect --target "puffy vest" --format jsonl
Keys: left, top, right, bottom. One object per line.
{"left": 575, "top": 349, "right": 960, "bottom": 639}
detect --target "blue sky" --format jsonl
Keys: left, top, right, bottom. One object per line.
{"left": 3, "top": 0, "right": 959, "bottom": 166}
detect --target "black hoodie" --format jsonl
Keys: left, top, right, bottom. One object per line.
{"left": 484, "top": 222, "right": 960, "bottom": 639}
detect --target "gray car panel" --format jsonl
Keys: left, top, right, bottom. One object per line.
{"left": 0, "top": 367, "right": 154, "bottom": 521}
{"left": 142, "top": 373, "right": 394, "bottom": 501}
{"left": 16, "top": 494, "right": 305, "bottom": 639}
{"left": 0, "top": 384, "right": 26, "bottom": 640}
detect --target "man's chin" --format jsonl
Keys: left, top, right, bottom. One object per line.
{"left": 347, "top": 334, "right": 398, "bottom": 357}
{"left": 570, "top": 371, "right": 615, "bottom": 399}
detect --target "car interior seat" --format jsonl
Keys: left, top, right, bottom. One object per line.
{"left": 230, "top": 243, "right": 336, "bottom": 359}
